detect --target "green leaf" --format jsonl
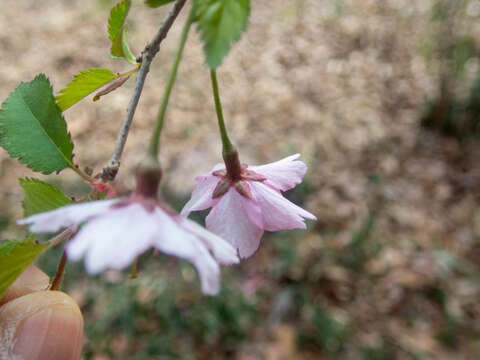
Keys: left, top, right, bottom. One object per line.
{"left": 195, "top": 0, "right": 250, "bottom": 69}
{"left": 55, "top": 68, "right": 118, "bottom": 111}
{"left": 108, "top": 0, "right": 135, "bottom": 62}
{"left": 145, "top": 0, "right": 175, "bottom": 7}
{"left": 0, "top": 239, "right": 49, "bottom": 299}
{"left": 108, "top": 0, "right": 131, "bottom": 43}
{"left": 110, "top": 25, "right": 126, "bottom": 58}
{"left": 20, "top": 178, "right": 73, "bottom": 217}
{"left": 0, "top": 74, "right": 74, "bottom": 174}
{"left": 110, "top": 25, "right": 137, "bottom": 64}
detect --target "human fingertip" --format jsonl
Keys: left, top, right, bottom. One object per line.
{"left": 0, "top": 265, "right": 50, "bottom": 305}
{"left": 0, "top": 291, "right": 83, "bottom": 360}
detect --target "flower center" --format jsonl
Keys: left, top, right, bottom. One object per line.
{"left": 211, "top": 166, "right": 266, "bottom": 199}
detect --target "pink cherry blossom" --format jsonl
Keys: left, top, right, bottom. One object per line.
{"left": 18, "top": 195, "right": 239, "bottom": 295}
{"left": 181, "top": 154, "right": 317, "bottom": 258}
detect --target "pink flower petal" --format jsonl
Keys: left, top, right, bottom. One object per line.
{"left": 249, "top": 182, "right": 317, "bottom": 231}
{"left": 249, "top": 154, "right": 307, "bottom": 191}
{"left": 17, "top": 199, "right": 118, "bottom": 233}
{"left": 19, "top": 190, "right": 232, "bottom": 295}
{"left": 181, "top": 174, "right": 220, "bottom": 216}
{"left": 153, "top": 208, "right": 203, "bottom": 259}
{"left": 152, "top": 209, "right": 222, "bottom": 294}
{"left": 206, "top": 188, "right": 264, "bottom": 259}
{"left": 190, "top": 245, "right": 221, "bottom": 295}
{"left": 180, "top": 218, "right": 239, "bottom": 265}
{"left": 68, "top": 203, "right": 157, "bottom": 274}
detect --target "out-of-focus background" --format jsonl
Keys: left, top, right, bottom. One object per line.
{"left": 1, "top": 0, "right": 480, "bottom": 358}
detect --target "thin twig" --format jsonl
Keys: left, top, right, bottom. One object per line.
{"left": 101, "top": 0, "right": 188, "bottom": 181}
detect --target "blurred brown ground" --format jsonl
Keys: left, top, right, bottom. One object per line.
{"left": 1, "top": 0, "right": 480, "bottom": 359}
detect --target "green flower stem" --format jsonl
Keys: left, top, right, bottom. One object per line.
{"left": 210, "top": 70, "right": 236, "bottom": 157}
{"left": 210, "top": 70, "right": 242, "bottom": 180}
{"left": 148, "top": 11, "right": 194, "bottom": 159}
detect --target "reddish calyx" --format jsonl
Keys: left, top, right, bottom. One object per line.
{"left": 212, "top": 166, "right": 266, "bottom": 200}
{"left": 90, "top": 181, "right": 117, "bottom": 198}
{"left": 135, "top": 156, "right": 162, "bottom": 199}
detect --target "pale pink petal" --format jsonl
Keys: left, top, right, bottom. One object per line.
{"left": 180, "top": 218, "right": 239, "bottom": 265}
{"left": 206, "top": 188, "right": 264, "bottom": 259}
{"left": 190, "top": 245, "right": 221, "bottom": 295}
{"left": 152, "top": 208, "right": 201, "bottom": 259}
{"left": 17, "top": 199, "right": 118, "bottom": 233}
{"left": 153, "top": 209, "right": 221, "bottom": 295}
{"left": 249, "top": 154, "right": 307, "bottom": 191}
{"left": 69, "top": 204, "right": 157, "bottom": 274}
{"left": 181, "top": 174, "right": 220, "bottom": 216}
{"left": 249, "top": 182, "right": 317, "bottom": 231}
{"left": 65, "top": 229, "right": 92, "bottom": 263}
{"left": 23, "top": 192, "right": 230, "bottom": 294}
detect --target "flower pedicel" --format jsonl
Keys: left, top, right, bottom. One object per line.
{"left": 181, "top": 71, "right": 317, "bottom": 259}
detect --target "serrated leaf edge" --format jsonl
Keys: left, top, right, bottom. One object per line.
{"left": 16, "top": 89, "right": 74, "bottom": 170}
{"left": 19, "top": 177, "right": 73, "bottom": 217}
{"left": 55, "top": 68, "right": 118, "bottom": 110}
{"left": 196, "top": 0, "right": 251, "bottom": 69}
{"left": 108, "top": 0, "right": 131, "bottom": 43}
{"left": 0, "top": 74, "right": 75, "bottom": 174}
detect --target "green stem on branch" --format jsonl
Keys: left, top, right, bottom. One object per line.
{"left": 210, "top": 70, "right": 242, "bottom": 179}
{"left": 148, "top": 11, "right": 194, "bottom": 159}
{"left": 210, "top": 70, "right": 236, "bottom": 157}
